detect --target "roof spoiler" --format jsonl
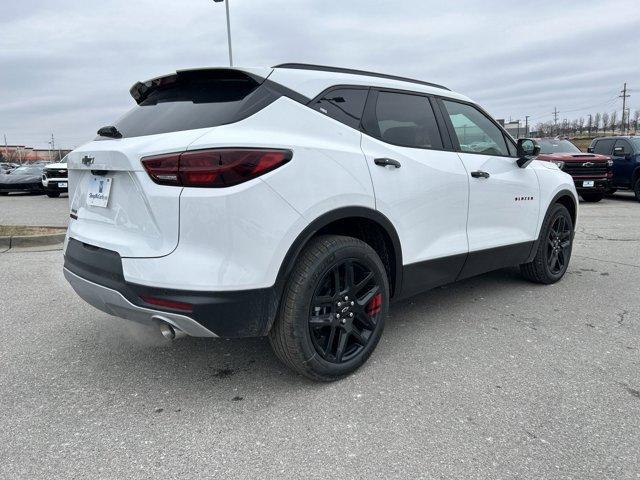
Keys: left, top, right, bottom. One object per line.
{"left": 129, "top": 67, "right": 271, "bottom": 105}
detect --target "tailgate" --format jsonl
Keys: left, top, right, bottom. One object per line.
{"left": 66, "top": 132, "right": 207, "bottom": 258}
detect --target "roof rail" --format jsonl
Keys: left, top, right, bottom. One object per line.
{"left": 272, "top": 63, "right": 450, "bottom": 91}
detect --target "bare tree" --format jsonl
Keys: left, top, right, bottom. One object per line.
{"left": 633, "top": 109, "right": 640, "bottom": 134}
{"left": 571, "top": 119, "right": 579, "bottom": 135}
{"left": 609, "top": 111, "right": 618, "bottom": 134}
{"left": 594, "top": 112, "right": 601, "bottom": 134}
{"left": 602, "top": 112, "right": 610, "bottom": 134}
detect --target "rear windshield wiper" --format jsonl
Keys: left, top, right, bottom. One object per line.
{"left": 97, "top": 125, "right": 123, "bottom": 139}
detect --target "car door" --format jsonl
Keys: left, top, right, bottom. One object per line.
{"left": 437, "top": 99, "right": 539, "bottom": 266}
{"left": 360, "top": 89, "right": 470, "bottom": 297}
{"left": 612, "top": 139, "right": 634, "bottom": 187}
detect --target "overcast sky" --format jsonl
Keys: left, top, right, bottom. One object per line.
{"left": 1, "top": 0, "right": 639, "bottom": 149}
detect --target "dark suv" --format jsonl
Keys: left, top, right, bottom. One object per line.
{"left": 588, "top": 136, "right": 640, "bottom": 201}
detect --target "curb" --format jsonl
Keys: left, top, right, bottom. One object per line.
{"left": 0, "top": 232, "right": 66, "bottom": 249}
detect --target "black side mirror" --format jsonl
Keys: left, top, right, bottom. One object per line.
{"left": 613, "top": 146, "right": 627, "bottom": 157}
{"left": 516, "top": 138, "right": 540, "bottom": 168}
{"left": 587, "top": 146, "right": 594, "bottom": 153}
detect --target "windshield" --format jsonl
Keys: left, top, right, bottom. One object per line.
{"left": 537, "top": 139, "right": 581, "bottom": 154}
{"left": 11, "top": 166, "right": 42, "bottom": 175}
{"left": 629, "top": 138, "right": 640, "bottom": 151}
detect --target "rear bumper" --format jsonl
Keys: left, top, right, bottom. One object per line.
{"left": 64, "top": 268, "right": 217, "bottom": 337}
{"left": 63, "top": 237, "right": 278, "bottom": 338}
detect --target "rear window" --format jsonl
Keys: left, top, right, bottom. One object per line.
{"left": 106, "top": 71, "right": 279, "bottom": 139}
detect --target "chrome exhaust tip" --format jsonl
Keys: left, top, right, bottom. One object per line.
{"left": 158, "top": 321, "right": 187, "bottom": 340}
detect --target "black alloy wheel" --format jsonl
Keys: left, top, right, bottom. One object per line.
{"left": 546, "top": 214, "right": 572, "bottom": 275}
{"left": 269, "top": 235, "right": 389, "bottom": 381}
{"left": 309, "top": 259, "right": 383, "bottom": 363}
{"left": 520, "top": 203, "right": 573, "bottom": 284}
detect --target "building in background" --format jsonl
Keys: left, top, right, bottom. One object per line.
{"left": 496, "top": 119, "right": 529, "bottom": 139}
{"left": 0, "top": 145, "right": 71, "bottom": 164}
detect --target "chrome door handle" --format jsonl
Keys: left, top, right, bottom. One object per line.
{"left": 374, "top": 158, "right": 401, "bottom": 168}
{"left": 470, "top": 170, "right": 490, "bottom": 179}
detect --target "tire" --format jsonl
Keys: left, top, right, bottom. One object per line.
{"left": 634, "top": 178, "right": 640, "bottom": 202}
{"left": 580, "top": 192, "right": 604, "bottom": 202}
{"left": 0, "top": 192, "right": 8, "bottom": 196}
{"left": 520, "top": 203, "right": 573, "bottom": 284}
{"left": 46, "top": 192, "right": 60, "bottom": 198}
{"left": 269, "top": 235, "right": 389, "bottom": 381}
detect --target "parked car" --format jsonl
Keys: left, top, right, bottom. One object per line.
{"left": 588, "top": 136, "right": 640, "bottom": 201}
{"left": 535, "top": 138, "right": 612, "bottom": 202}
{"left": 0, "top": 162, "right": 18, "bottom": 174}
{"left": 63, "top": 64, "right": 578, "bottom": 381}
{"left": 42, "top": 156, "right": 69, "bottom": 197}
{"left": 0, "top": 164, "right": 45, "bottom": 195}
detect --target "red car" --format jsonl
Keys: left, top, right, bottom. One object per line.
{"left": 535, "top": 138, "right": 612, "bottom": 202}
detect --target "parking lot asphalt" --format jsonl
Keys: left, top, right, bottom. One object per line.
{"left": 1, "top": 193, "right": 638, "bottom": 479}
{"left": 0, "top": 192, "right": 69, "bottom": 227}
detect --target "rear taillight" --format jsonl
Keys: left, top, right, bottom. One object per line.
{"left": 141, "top": 148, "right": 292, "bottom": 188}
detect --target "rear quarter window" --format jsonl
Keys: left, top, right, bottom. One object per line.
{"left": 310, "top": 88, "right": 368, "bottom": 129}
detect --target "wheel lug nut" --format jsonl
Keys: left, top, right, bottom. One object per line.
{"left": 341, "top": 319, "right": 346, "bottom": 324}
{"left": 336, "top": 314, "right": 340, "bottom": 319}
{"left": 337, "top": 302, "right": 342, "bottom": 307}
{"left": 345, "top": 296, "right": 349, "bottom": 301}
{"left": 351, "top": 301, "right": 354, "bottom": 306}
{"left": 350, "top": 312, "right": 354, "bottom": 317}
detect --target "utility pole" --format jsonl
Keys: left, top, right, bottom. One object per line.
{"left": 213, "top": 0, "right": 233, "bottom": 66}
{"left": 588, "top": 114, "right": 592, "bottom": 136}
{"left": 49, "top": 133, "right": 57, "bottom": 161}
{"left": 553, "top": 107, "right": 559, "bottom": 136}
{"left": 525, "top": 115, "right": 530, "bottom": 137}
{"left": 3, "top": 134, "right": 8, "bottom": 159}
{"left": 619, "top": 82, "right": 630, "bottom": 134}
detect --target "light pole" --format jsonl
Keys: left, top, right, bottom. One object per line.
{"left": 213, "top": 0, "right": 233, "bottom": 66}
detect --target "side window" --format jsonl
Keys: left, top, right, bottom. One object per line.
{"left": 367, "top": 91, "right": 443, "bottom": 149}
{"left": 593, "top": 139, "right": 615, "bottom": 155}
{"left": 614, "top": 139, "right": 632, "bottom": 155}
{"left": 441, "top": 100, "right": 510, "bottom": 156}
{"left": 310, "top": 88, "right": 368, "bottom": 129}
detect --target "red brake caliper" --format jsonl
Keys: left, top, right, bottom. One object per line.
{"left": 365, "top": 293, "right": 382, "bottom": 317}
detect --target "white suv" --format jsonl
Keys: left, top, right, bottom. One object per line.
{"left": 64, "top": 64, "right": 578, "bottom": 381}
